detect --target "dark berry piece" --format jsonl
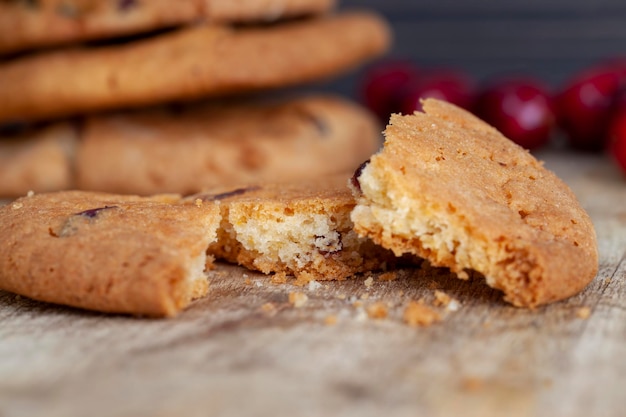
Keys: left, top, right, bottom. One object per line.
{"left": 360, "top": 60, "right": 419, "bottom": 121}
{"left": 75, "top": 205, "right": 118, "bottom": 218}
{"left": 400, "top": 69, "right": 475, "bottom": 114}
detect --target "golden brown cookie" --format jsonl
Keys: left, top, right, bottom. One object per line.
{"left": 0, "top": 123, "right": 77, "bottom": 196}
{"left": 76, "top": 95, "right": 381, "bottom": 195}
{"left": 0, "top": 191, "right": 220, "bottom": 316}
{"left": 0, "top": 11, "right": 390, "bottom": 123}
{"left": 194, "top": 175, "right": 399, "bottom": 282}
{"left": 350, "top": 99, "right": 598, "bottom": 307}
{"left": 0, "top": 0, "right": 336, "bottom": 56}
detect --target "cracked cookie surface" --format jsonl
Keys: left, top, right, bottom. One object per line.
{"left": 350, "top": 98, "right": 598, "bottom": 307}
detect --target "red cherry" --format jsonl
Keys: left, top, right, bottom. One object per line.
{"left": 475, "top": 78, "right": 555, "bottom": 150}
{"left": 400, "top": 69, "right": 475, "bottom": 114}
{"left": 608, "top": 106, "right": 626, "bottom": 175}
{"left": 360, "top": 60, "right": 419, "bottom": 121}
{"left": 555, "top": 63, "right": 625, "bottom": 151}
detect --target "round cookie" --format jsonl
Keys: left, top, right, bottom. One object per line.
{"left": 0, "top": 123, "right": 77, "bottom": 196}
{"left": 0, "top": 0, "right": 336, "bottom": 56}
{"left": 0, "top": 11, "right": 390, "bottom": 123}
{"left": 0, "top": 191, "right": 220, "bottom": 316}
{"left": 350, "top": 98, "right": 598, "bottom": 307}
{"left": 76, "top": 95, "right": 382, "bottom": 195}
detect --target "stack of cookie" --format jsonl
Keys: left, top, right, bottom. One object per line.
{"left": 0, "top": 0, "right": 391, "bottom": 197}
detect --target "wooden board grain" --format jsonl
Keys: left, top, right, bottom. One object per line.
{"left": 0, "top": 151, "right": 625, "bottom": 417}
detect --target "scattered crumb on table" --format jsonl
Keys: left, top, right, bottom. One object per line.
{"left": 289, "top": 292, "right": 308, "bottom": 308}
{"left": 366, "top": 302, "right": 388, "bottom": 319}
{"left": 403, "top": 301, "right": 441, "bottom": 327}
{"left": 378, "top": 271, "right": 397, "bottom": 281}
{"left": 576, "top": 306, "right": 592, "bottom": 320}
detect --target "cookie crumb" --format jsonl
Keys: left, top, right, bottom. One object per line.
{"left": 324, "top": 315, "right": 338, "bottom": 325}
{"left": 11, "top": 202, "right": 23, "bottom": 210}
{"left": 194, "top": 198, "right": 203, "bottom": 207}
{"left": 403, "top": 301, "right": 441, "bottom": 327}
{"left": 462, "top": 377, "right": 484, "bottom": 392}
{"left": 26, "top": 190, "right": 35, "bottom": 197}
{"left": 289, "top": 292, "right": 308, "bottom": 308}
{"left": 433, "top": 290, "right": 460, "bottom": 311}
{"left": 364, "top": 277, "right": 374, "bottom": 288}
{"left": 378, "top": 271, "right": 397, "bottom": 281}
{"left": 337, "top": 293, "right": 347, "bottom": 300}
{"left": 433, "top": 290, "right": 452, "bottom": 307}
{"left": 254, "top": 280, "right": 263, "bottom": 288}
{"left": 457, "top": 270, "right": 469, "bottom": 280}
{"left": 355, "top": 307, "right": 368, "bottom": 322}
{"left": 244, "top": 278, "right": 252, "bottom": 286}
{"left": 308, "top": 280, "right": 322, "bottom": 291}
{"left": 446, "top": 299, "right": 460, "bottom": 312}
{"left": 576, "top": 306, "right": 592, "bottom": 320}
{"left": 294, "top": 272, "right": 314, "bottom": 287}
{"left": 261, "top": 302, "right": 277, "bottom": 315}
{"left": 360, "top": 293, "right": 370, "bottom": 300}
{"left": 366, "top": 302, "right": 388, "bottom": 319}
{"left": 271, "top": 272, "right": 288, "bottom": 284}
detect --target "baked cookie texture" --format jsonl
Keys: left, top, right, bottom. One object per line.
{"left": 0, "top": 94, "right": 381, "bottom": 197}
{"left": 0, "top": 11, "right": 391, "bottom": 123}
{"left": 0, "top": 0, "right": 336, "bottom": 55}
{"left": 350, "top": 99, "right": 598, "bottom": 307}
{"left": 76, "top": 95, "right": 381, "bottom": 195}
{"left": 0, "top": 191, "right": 220, "bottom": 316}
{"left": 0, "top": 123, "right": 77, "bottom": 196}
{"left": 197, "top": 175, "right": 398, "bottom": 282}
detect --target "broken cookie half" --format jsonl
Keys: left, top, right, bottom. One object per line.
{"left": 350, "top": 98, "right": 598, "bottom": 307}
{"left": 0, "top": 191, "right": 220, "bottom": 317}
{"left": 196, "top": 175, "right": 399, "bottom": 284}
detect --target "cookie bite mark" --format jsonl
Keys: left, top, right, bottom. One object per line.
{"left": 351, "top": 99, "right": 598, "bottom": 307}
{"left": 200, "top": 176, "right": 398, "bottom": 282}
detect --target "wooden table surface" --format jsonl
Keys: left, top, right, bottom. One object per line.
{"left": 1, "top": 150, "right": 625, "bottom": 417}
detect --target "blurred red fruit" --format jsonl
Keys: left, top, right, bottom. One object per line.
{"left": 476, "top": 78, "right": 555, "bottom": 150}
{"left": 360, "top": 60, "right": 419, "bottom": 121}
{"left": 400, "top": 69, "right": 475, "bottom": 114}
{"left": 608, "top": 107, "right": 626, "bottom": 175}
{"left": 555, "top": 62, "right": 626, "bottom": 151}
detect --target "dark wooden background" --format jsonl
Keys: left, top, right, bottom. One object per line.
{"left": 331, "top": 0, "right": 626, "bottom": 97}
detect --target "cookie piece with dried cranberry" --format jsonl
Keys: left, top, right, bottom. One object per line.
{"left": 0, "top": 191, "right": 220, "bottom": 316}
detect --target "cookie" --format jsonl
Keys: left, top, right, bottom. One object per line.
{"left": 195, "top": 175, "right": 399, "bottom": 282}
{"left": 0, "top": 0, "right": 335, "bottom": 56}
{"left": 0, "top": 95, "right": 381, "bottom": 197}
{"left": 76, "top": 95, "right": 381, "bottom": 195}
{"left": 0, "top": 191, "right": 220, "bottom": 316}
{"left": 0, "top": 11, "right": 390, "bottom": 123}
{"left": 0, "top": 123, "right": 77, "bottom": 196}
{"left": 350, "top": 99, "right": 598, "bottom": 307}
